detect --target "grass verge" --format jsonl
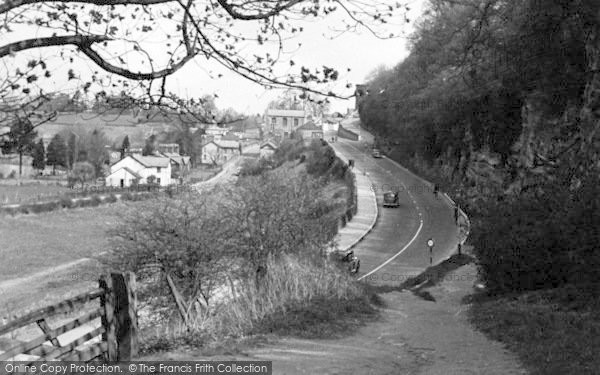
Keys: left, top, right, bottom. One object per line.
{"left": 139, "top": 255, "right": 380, "bottom": 355}
{"left": 468, "top": 283, "right": 600, "bottom": 375}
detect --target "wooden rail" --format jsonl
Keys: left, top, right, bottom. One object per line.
{"left": 0, "top": 272, "right": 137, "bottom": 362}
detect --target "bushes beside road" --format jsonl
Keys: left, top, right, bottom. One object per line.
{"left": 376, "top": 135, "right": 600, "bottom": 374}
{"left": 106, "top": 141, "right": 372, "bottom": 353}
{"left": 0, "top": 189, "right": 161, "bottom": 216}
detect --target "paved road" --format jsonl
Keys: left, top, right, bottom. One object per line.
{"left": 333, "top": 138, "right": 461, "bottom": 285}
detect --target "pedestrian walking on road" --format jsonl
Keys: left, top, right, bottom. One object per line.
{"left": 454, "top": 204, "right": 460, "bottom": 224}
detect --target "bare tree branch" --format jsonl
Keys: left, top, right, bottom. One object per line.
{"left": 0, "top": 0, "right": 173, "bottom": 14}
{"left": 80, "top": 41, "right": 196, "bottom": 81}
{"left": 215, "top": 0, "right": 304, "bottom": 20}
{"left": 0, "top": 35, "right": 109, "bottom": 58}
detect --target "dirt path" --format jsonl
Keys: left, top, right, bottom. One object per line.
{"left": 146, "top": 264, "right": 526, "bottom": 374}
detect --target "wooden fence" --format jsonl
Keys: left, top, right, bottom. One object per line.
{"left": 0, "top": 272, "right": 137, "bottom": 362}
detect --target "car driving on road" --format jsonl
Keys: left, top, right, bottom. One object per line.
{"left": 383, "top": 190, "right": 400, "bottom": 208}
{"left": 372, "top": 149, "right": 383, "bottom": 158}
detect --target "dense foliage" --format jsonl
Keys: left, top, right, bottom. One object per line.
{"left": 360, "top": 0, "right": 596, "bottom": 164}
{"left": 359, "top": 0, "right": 600, "bottom": 294}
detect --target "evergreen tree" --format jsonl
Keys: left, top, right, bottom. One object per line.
{"left": 120, "top": 135, "right": 130, "bottom": 159}
{"left": 47, "top": 134, "right": 67, "bottom": 174}
{"left": 87, "top": 129, "right": 110, "bottom": 176}
{"left": 143, "top": 134, "right": 157, "bottom": 156}
{"left": 4, "top": 117, "right": 37, "bottom": 177}
{"left": 67, "top": 133, "right": 77, "bottom": 169}
{"left": 32, "top": 139, "right": 46, "bottom": 172}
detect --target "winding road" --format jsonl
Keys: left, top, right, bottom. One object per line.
{"left": 145, "top": 127, "right": 526, "bottom": 374}
{"left": 333, "top": 138, "right": 460, "bottom": 285}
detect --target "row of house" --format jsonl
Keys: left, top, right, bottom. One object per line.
{"left": 263, "top": 108, "right": 345, "bottom": 140}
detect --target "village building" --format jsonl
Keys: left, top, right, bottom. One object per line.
{"left": 105, "top": 155, "right": 171, "bottom": 187}
{"left": 204, "top": 126, "right": 229, "bottom": 140}
{"left": 201, "top": 140, "right": 241, "bottom": 165}
{"left": 158, "top": 143, "right": 180, "bottom": 154}
{"left": 259, "top": 140, "right": 279, "bottom": 159}
{"left": 297, "top": 120, "right": 323, "bottom": 140}
{"left": 156, "top": 143, "right": 191, "bottom": 177}
{"left": 264, "top": 109, "right": 306, "bottom": 137}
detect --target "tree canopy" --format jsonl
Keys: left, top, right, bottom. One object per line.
{"left": 359, "top": 0, "right": 599, "bottom": 175}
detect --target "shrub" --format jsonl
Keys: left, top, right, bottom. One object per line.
{"left": 90, "top": 195, "right": 103, "bottom": 206}
{"left": 8, "top": 170, "right": 16, "bottom": 179}
{"left": 78, "top": 198, "right": 94, "bottom": 208}
{"left": 105, "top": 194, "right": 118, "bottom": 203}
{"left": 70, "top": 162, "right": 95, "bottom": 188}
{"left": 305, "top": 141, "right": 336, "bottom": 176}
{"left": 0, "top": 172, "right": 3, "bottom": 179}
{"left": 472, "top": 177, "right": 600, "bottom": 294}
{"left": 59, "top": 197, "right": 75, "bottom": 208}
{"left": 1, "top": 206, "right": 18, "bottom": 215}
{"left": 28, "top": 201, "right": 59, "bottom": 214}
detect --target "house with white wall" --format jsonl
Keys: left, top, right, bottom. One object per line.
{"left": 264, "top": 109, "right": 306, "bottom": 137}
{"left": 297, "top": 121, "right": 323, "bottom": 140}
{"left": 105, "top": 155, "right": 171, "bottom": 187}
{"left": 260, "top": 141, "right": 279, "bottom": 159}
{"left": 201, "top": 140, "right": 241, "bottom": 165}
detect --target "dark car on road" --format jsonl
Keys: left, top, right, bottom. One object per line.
{"left": 383, "top": 190, "right": 400, "bottom": 208}
{"left": 372, "top": 149, "right": 383, "bottom": 158}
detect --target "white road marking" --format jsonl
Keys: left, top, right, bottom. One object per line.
{"left": 358, "top": 219, "right": 424, "bottom": 281}
{"left": 331, "top": 141, "right": 429, "bottom": 280}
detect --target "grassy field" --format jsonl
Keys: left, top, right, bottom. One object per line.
{"left": 0, "top": 183, "right": 72, "bottom": 205}
{"left": 0, "top": 202, "right": 125, "bottom": 282}
{"left": 37, "top": 113, "right": 178, "bottom": 146}
{"left": 185, "top": 165, "right": 222, "bottom": 184}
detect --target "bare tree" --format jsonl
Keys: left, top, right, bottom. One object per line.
{"left": 219, "top": 169, "right": 338, "bottom": 286}
{"left": 107, "top": 192, "right": 230, "bottom": 327}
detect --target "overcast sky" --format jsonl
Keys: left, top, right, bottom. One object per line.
{"left": 165, "top": 1, "right": 427, "bottom": 114}
{"left": 2, "top": 0, "right": 427, "bottom": 115}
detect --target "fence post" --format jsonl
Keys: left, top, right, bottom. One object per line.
{"left": 111, "top": 272, "right": 138, "bottom": 361}
{"left": 99, "top": 275, "right": 117, "bottom": 361}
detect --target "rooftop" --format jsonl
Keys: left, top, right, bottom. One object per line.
{"left": 266, "top": 109, "right": 306, "bottom": 118}
{"left": 297, "top": 121, "right": 322, "bottom": 131}
{"left": 131, "top": 155, "right": 171, "bottom": 168}
{"left": 213, "top": 140, "right": 240, "bottom": 149}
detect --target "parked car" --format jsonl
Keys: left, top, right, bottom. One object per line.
{"left": 372, "top": 149, "right": 383, "bottom": 158}
{"left": 383, "top": 190, "right": 400, "bottom": 208}
{"left": 329, "top": 249, "right": 360, "bottom": 274}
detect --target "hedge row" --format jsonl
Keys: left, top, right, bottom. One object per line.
{"left": 0, "top": 191, "right": 156, "bottom": 216}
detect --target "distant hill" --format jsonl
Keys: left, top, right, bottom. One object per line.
{"left": 36, "top": 113, "right": 182, "bottom": 146}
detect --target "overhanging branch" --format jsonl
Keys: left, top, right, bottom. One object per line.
{"left": 0, "top": 34, "right": 197, "bottom": 81}
{"left": 0, "top": 0, "right": 174, "bottom": 15}
{"left": 216, "top": 0, "right": 304, "bottom": 20}
{"left": 80, "top": 43, "right": 196, "bottom": 80}
{"left": 0, "top": 35, "right": 109, "bottom": 58}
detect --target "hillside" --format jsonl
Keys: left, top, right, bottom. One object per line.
{"left": 358, "top": 2, "right": 600, "bottom": 373}
{"left": 36, "top": 113, "right": 179, "bottom": 146}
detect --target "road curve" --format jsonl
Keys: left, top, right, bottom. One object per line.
{"left": 332, "top": 138, "right": 461, "bottom": 286}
